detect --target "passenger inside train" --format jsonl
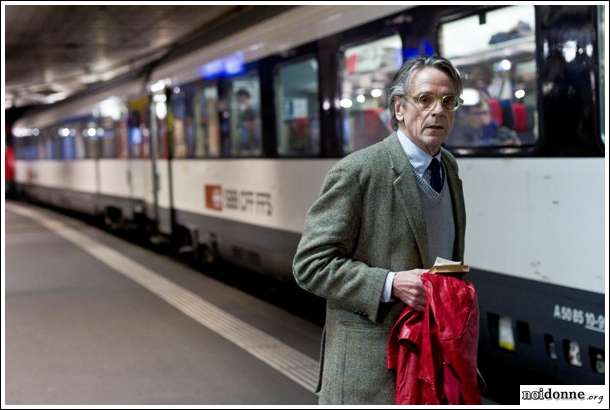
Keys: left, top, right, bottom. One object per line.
{"left": 451, "top": 94, "right": 521, "bottom": 147}
{"left": 235, "top": 88, "right": 258, "bottom": 153}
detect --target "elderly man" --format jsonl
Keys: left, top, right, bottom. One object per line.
{"left": 293, "top": 56, "right": 466, "bottom": 404}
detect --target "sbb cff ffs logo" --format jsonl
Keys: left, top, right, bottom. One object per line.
{"left": 205, "top": 185, "right": 223, "bottom": 211}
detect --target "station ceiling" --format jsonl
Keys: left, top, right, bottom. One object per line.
{"left": 5, "top": 5, "right": 290, "bottom": 109}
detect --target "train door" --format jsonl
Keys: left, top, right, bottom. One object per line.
{"left": 149, "top": 91, "right": 173, "bottom": 235}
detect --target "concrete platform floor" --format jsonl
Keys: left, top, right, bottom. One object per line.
{"left": 5, "top": 201, "right": 321, "bottom": 405}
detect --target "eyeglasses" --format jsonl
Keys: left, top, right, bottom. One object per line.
{"left": 405, "top": 92, "right": 463, "bottom": 112}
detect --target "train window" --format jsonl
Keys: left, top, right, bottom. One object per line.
{"left": 563, "top": 339, "right": 583, "bottom": 367}
{"left": 440, "top": 6, "right": 538, "bottom": 149}
{"left": 193, "top": 84, "right": 222, "bottom": 157}
{"left": 486, "top": 312, "right": 500, "bottom": 347}
{"left": 42, "top": 130, "right": 52, "bottom": 159}
{"left": 59, "top": 122, "right": 85, "bottom": 160}
{"left": 14, "top": 137, "right": 23, "bottom": 160}
{"left": 36, "top": 131, "right": 48, "bottom": 159}
{"left": 275, "top": 57, "right": 320, "bottom": 157}
{"left": 44, "top": 129, "right": 54, "bottom": 159}
{"left": 498, "top": 315, "right": 517, "bottom": 351}
{"left": 117, "top": 118, "right": 129, "bottom": 159}
{"left": 515, "top": 320, "right": 531, "bottom": 344}
{"left": 95, "top": 97, "right": 128, "bottom": 159}
{"left": 151, "top": 93, "right": 169, "bottom": 159}
{"left": 50, "top": 128, "right": 62, "bottom": 159}
{"left": 59, "top": 125, "right": 77, "bottom": 160}
{"left": 228, "top": 72, "right": 262, "bottom": 157}
{"left": 13, "top": 137, "right": 20, "bottom": 159}
{"left": 589, "top": 347, "right": 604, "bottom": 374}
{"left": 48, "top": 133, "right": 55, "bottom": 158}
{"left": 15, "top": 136, "right": 37, "bottom": 160}
{"left": 30, "top": 136, "right": 40, "bottom": 160}
{"left": 128, "top": 97, "right": 151, "bottom": 159}
{"left": 544, "top": 334, "right": 559, "bottom": 360}
{"left": 82, "top": 120, "right": 100, "bottom": 159}
{"left": 340, "top": 34, "right": 402, "bottom": 154}
{"left": 73, "top": 123, "right": 86, "bottom": 159}
{"left": 99, "top": 116, "right": 117, "bottom": 159}
{"left": 177, "top": 86, "right": 196, "bottom": 158}
{"left": 171, "top": 87, "right": 188, "bottom": 159}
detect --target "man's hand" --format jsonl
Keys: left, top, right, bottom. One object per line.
{"left": 392, "top": 269, "right": 428, "bottom": 311}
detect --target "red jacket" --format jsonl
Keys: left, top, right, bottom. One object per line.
{"left": 387, "top": 272, "right": 480, "bottom": 404}
{"left": 5, "top": 146, "right": 14, "bottom": 182}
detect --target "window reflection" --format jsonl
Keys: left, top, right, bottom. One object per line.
{"left": 151, "top": 95, "right": 169, "bottom": 159}
{"left": 194, "top": 85, "right": 221, "bottom": 157}
{"left": 441, "top": 6, "right": 538, "bottom": 148}
{"left": 275, "top": 58, "right": 320, "bottom": 156}
{"left": 128, "top": 96, "right": 151, "bottom": 159}
{"left": 171, "top": 90, "right": 188, "bottom": 159}
{"left": 229, "top": 73, "right": 262, "bottom": 156}
{"left": 340, "top": 35, "right": 402, "bottom": 153}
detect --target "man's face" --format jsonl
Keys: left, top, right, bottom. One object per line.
{"left": 394, "top": 67, "right": 458, "bottom": 155}
{"left": 466, "top": 103, "right": 491, "bottom": 128}
{"left": 237, "top": 95, "right": 250, "bottom": 107}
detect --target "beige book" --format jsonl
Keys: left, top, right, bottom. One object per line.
{"left": 428, "top": 257, "right": 470, "bottom": 274}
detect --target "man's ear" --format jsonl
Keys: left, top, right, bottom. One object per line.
{"left": 394, "top": 98, "right": 405, "bottom": 122}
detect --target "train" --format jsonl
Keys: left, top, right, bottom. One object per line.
{"left": 11, "top": 4, "right": 605, "bottom": 398}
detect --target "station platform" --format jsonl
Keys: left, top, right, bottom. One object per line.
{"left": 5, "top": 201, "right": 321, "bottom": 405}
{"left": 5, "top": 201, "right": 502, "bottom": 405}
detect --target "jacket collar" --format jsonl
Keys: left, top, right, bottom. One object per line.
{"left": 384, "top": 132, "right": 430, "bottom": 266}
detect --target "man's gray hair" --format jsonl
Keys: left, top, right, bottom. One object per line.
{"left": 388, "top": 56, "right": 463, "bottom": 130}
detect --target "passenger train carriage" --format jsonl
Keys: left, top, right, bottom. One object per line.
{"left": 13, "top": 5, "right": 606, "bottom": 396}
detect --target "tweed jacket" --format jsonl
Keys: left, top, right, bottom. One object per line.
{"left": 292, "top": 132, "right": 466, "bottom": 404}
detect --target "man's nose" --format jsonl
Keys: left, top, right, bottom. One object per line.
{"left": 430, "top": 101, "right": 446, "bottom": 116}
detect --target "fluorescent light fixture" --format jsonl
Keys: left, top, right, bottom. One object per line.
{"left": 370, "top": 89, "right": 383, "bottom": 98}
{"left": 155, "top": 101, "right": 167, "bottom": 119}
{"left": 13, "top": 127, "right": 34, "bottom": 138}
{"left": 99, "top": 97, "right": 123, "bottom": 121}
{"left": 199, "top": 52, "right": 245, "bottom": 79}
{"left": 46, "top": 92, "right": 69, "bottom": 104}
{"left": 498, "top": 59, "right": 512, "bottom": 72}
{"left": 340, "top": 98, "right": 353, "bottom": 109}
{"left": 514, "top": 89, "right": 526, "bottom": 99}
{"left": 150, "top": 79, "right": 168, "bottom": 93}
{"left": 461, "top": 88, "right": 481, "bottom": 106}
{"left": 153, "top": 94, "right": 167, "bottom": 103}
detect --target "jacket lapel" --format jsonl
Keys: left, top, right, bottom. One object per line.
{"left": 383, "top": 133, "right": 429, "bottom": 267}
{"left": 441, "top": 149, "right": 466, "bottom": 261}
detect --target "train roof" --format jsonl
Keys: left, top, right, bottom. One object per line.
{"left": 14, "top": 76, "right": 146, "bottom": 130}
{"left": 147, "top": 5, "right": 412, "bottom": 88}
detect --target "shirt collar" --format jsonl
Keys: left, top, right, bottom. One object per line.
{"left": 396, "top": 128, "right": 442, "bottom": 177}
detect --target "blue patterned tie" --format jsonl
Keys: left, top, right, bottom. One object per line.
{"left": 429, "top": 158, "right": 442, "bottom": 193}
